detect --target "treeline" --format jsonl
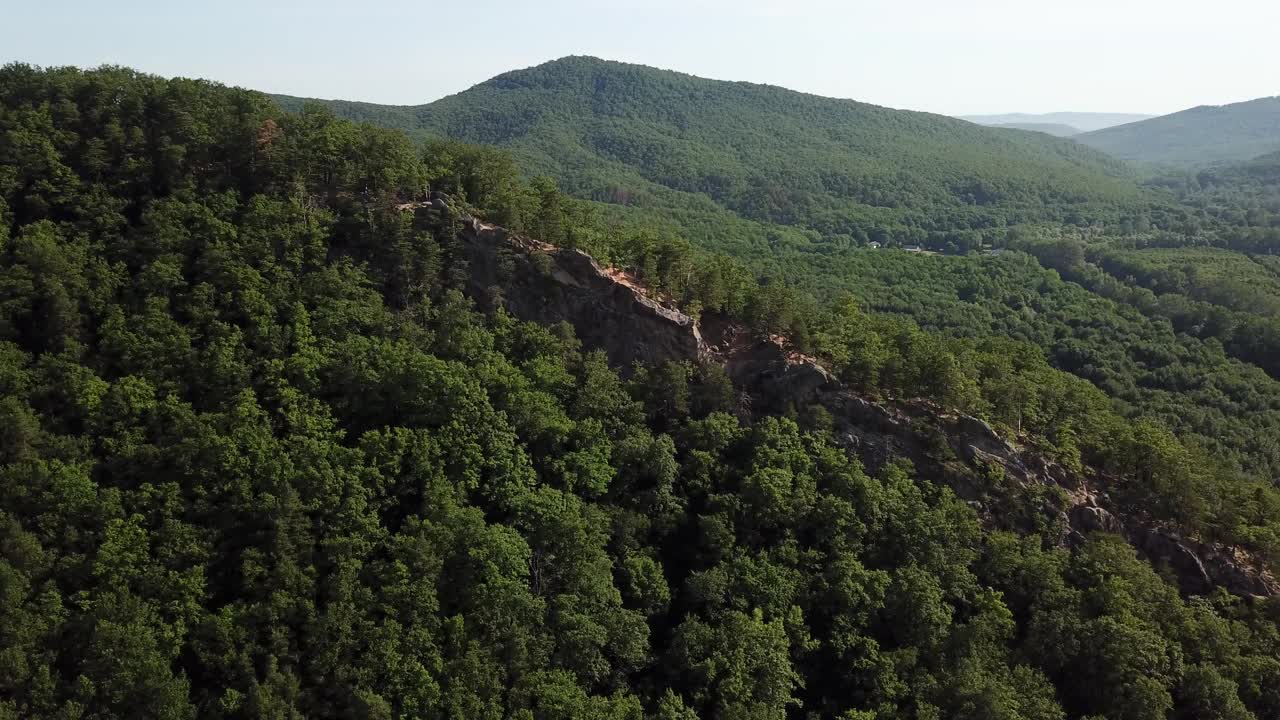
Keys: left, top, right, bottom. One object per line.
{"left": 1041, "top": 159, "right": 1280, "bottom": 382}
{"left": 685, "top": 216, "right": 1280, "bottom": 487}
{"left": 3, "top": 63, "right": 1280, "bottom": 720}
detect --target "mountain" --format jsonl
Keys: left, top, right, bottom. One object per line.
{"left": 273, "top": 56, "right": 1146, "bottom": 250}
{"left": 986, "top": 121, "right": 1081, "bottom": 136}
{"left": 961, "top": 112, "right": 1153, "bottom": 132}
{"left": 269, "top": 58, "right": 1280, "bottom": 490}
{"left": 1077, "top": 96, "right": 1280, "bottom": 167}
{"left": 8, "top": 61, "right": 1280, "bottom": 720}
{"left": 7, "top": 63, "right": 1280, "bottom": 720}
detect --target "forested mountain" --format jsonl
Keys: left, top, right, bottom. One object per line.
{"left": 960, "top": 112, "right": 1153, "bottom": 133}
{"left": 273, "top": 56, "right": 1149, "bottom": 250}
{"left": 274, "top": 57, "right": 1280, "bottom": 489}
{"left": 5, "top": 62, "right": 1280, "bottom": 720}
{"left": 986, "top": 122, "right": 1081, "bottom": 137}
{"left": 1077, "top": 96, "right": 1280, "bottom": 167}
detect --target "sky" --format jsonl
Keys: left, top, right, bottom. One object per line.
{"left": 2, "top": 0, "right": 1276, "bottom": 116}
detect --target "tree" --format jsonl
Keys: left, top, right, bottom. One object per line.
{"left": 670, "top": 609, "right": 799, "bottom": 720}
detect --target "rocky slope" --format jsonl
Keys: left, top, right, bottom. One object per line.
{"left": 457, "top": 217, "right": 708, "bottom": 370}
{"left": 447, "top": 211, "right": 1278, "bottom": 598}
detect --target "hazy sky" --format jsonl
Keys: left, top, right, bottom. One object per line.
{"left": 3, "top": 0, "right": 1276, "bottom": 116}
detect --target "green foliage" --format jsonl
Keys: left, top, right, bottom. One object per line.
{"left": 3, "top": 62, "right": 1279, "bottom": 720}
{"left": 276, "top": 55, "right": 1148, "bottom": 254}
{"left": 803, "top": 257, "right": 1280, "bottom": 560}
{"left": 274, "top": 61, "right": 1280, "bottom": 547}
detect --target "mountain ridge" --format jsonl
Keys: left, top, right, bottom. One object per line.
{"left": 961, "top": 111, "right": 1154, "bottom": 132}
{"left": 985, "top": 122, "right": 1082, "bottom": 137}
{"left": 1077, "top": 95, "right": 1280, "bottom": 167}
{"left": 272, "top": 55, "right": 1147, "bottom": 251}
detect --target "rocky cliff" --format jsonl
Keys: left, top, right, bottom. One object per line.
{"left": 450, "top": 215, "right": 1278, "bottom": 598}
{"left": 458, "top": 219, "right": 706, "bottom": 371}
{"left": 725, "top": 339, "right": 1279, "bottom": 598}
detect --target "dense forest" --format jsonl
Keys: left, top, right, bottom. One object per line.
{"left": 3, "top": 63, "right": 1280, "bottom": 720}
{"left": 273, "top": 56, "right": 1155, "bottom": 252}
{"left": 275, "top": 61, "right": 1280, "bottom": 489}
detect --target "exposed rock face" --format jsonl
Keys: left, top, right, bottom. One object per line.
{"left": 720, "top": 337, "right": 1280, "bottom": 598}
{"left": 452, "top": 218, "right": 1279, "bottom": 598}
{"left": 1134, "top": 529, "right": 1214, "bottom": 595}
{"left": 1130, "top": 528, "right": 1278, "bottom": 597}
{"left": 1070, "top": 504, "right": 1124, "bottom": 535}
{"left": 458, "top": 220, "right": 706, "bottom": 371}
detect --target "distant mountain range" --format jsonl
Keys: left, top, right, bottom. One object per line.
{"left": 1075, "top": 96, "right": 1280, "bottom": 167}
{"left": 986, "top": 122, "right": 1082, "bottom": 137}
{"left": 960, "top": 112, "right": 1153, "bottom": 133}
{"left": 273, "top": 56, "right": 1143, "bottom": 250}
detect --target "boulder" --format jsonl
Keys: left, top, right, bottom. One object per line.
{"left": 1138, "top": 529, "right": 1213, "bottom": 596}
{"left": 1069, "top": 504, "right": 1124, "bottom": 534}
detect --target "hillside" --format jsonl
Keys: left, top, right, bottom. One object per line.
{"left": 274, "top": 56, "right": 1148, "bottom": 248}
{"left": 1077, "top": 96, "right": 1280, "bottom": 167}
{"left": 986, "top": 121, "right": 1081, "bottom": 136}
{"left": 277, "top": 60, "right": 1280, "bottom": 487}
{"left": 960, "top": 111, "right": 1153, "bottom": 132}
{"left": 6, "top": 62, "right": 1280, "bottom": 720}
{"left": 1211, "top": 149, "right": 1280, "bottom": 185}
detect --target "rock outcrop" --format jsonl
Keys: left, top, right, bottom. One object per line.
{"left": 458, "top": 220, "right": 706, "bottom": 371}
{"left": 449, "top": 216, "right": 1279, "bottom": 599}
{"left": 723, "top": 339, "right": 1279, "bottom": 598}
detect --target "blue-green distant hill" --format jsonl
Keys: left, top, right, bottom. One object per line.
{"left": 1077, "top": 96, "right": 1280, "bottom": 167}
{"left": 985, "top": 122, "right": 1081, "bottom": 137}
{"left": 960, "top": 111, "right": 1152, "bottom": 132}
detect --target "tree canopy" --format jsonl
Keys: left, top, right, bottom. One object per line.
{"left": 2, "top": 63, "right": 1279, "bottom": 720}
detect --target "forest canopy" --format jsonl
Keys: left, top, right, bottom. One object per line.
{"left": 2, "top": 63, "right": 1280, "bottom": 720}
